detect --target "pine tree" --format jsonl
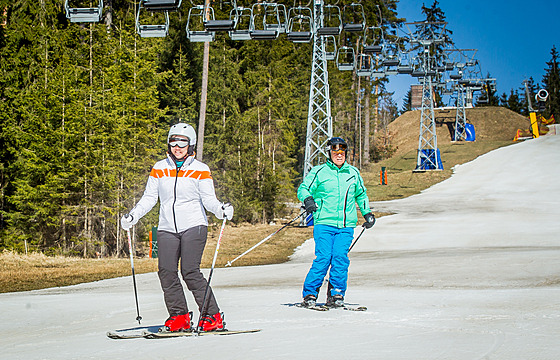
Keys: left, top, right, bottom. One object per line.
{"left": 542, "top": 46, "right": 559, "bottom": 121}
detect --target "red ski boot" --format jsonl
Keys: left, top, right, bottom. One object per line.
{"left": 198, "top": 312, "right": 225, "bottom": 332}
{"left": 164, "top": 313, "right": 192, "bottom": 332}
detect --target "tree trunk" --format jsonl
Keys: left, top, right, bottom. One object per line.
{"left": 197, "top": 41, "right": 209, "bottom": 160}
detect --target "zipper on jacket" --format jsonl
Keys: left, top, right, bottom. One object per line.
{"left": 172, "top": 166, "right": 180, "bottom": 233}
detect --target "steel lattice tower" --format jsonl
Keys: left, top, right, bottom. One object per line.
{"left": 454, "top": 83, "right": 467, "bottom": 141}
{"left": 416, "top": 73, "right": 441, "bottom": 170}
{"left": 303, "top": 0, "right": 332, "bottom": 176}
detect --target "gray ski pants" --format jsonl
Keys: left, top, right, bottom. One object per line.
{"left": 157, "top": 226, "right": 219, "bottom": 317}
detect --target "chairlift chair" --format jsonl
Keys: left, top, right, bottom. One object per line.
{"left": 229, "top": 6, "right": 252, "bottom": 40}
{"left": 204, "top": 1, "right": 237, "bottom": 32}
{"left": 336, "top": 46, "right": 356, "bottom": 71}
{"left": 136, "top": 1, "right": 170, "bottom": 37}
{"left": 186, "top": 5, "right": 215, "bottom": 42}
{"left": 249, "top": 2, "right": 282, "bottom": 40}
{"left": 342, "top": 3, "right": 366, "bottom": 33}
{"left": 325, "top": 35, "right": 337, "bottom": 61}
{"left": 363, "top": 26, "right": 384, "bottom": 54}
{"left": 317, "top": 5, "right": 342, "bottom": 36}
{"left": 356, "top": 54, "right": 373, "bottom": 77}
{"left": 65, "top": 0, "right": 103, "bottom": 23}
{"left": 371, "top": 69, "right": 386, "bottom": 78}
{"left": 141, "top": 0, "right": 182, "bottom": 11}
{"left": 286, "top": 6, "right": 313, "bottom": 43}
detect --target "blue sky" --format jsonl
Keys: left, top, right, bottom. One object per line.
{"left": 386, "top": 0, "right": 559, "bottom": 109}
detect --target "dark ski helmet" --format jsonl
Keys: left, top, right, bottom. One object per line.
{"left": 326, "top": 137, "right": 348, "bottom": 158}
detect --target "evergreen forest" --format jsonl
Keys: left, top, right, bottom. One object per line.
{"left": 0, "top": 1, "right": 558, "bottom": 257}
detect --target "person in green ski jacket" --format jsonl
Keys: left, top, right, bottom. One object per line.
{"left": 297, "top": 137, "right": 375, "bottom": 307}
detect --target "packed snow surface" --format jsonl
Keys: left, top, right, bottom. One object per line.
{"left": 2, "top": 136, "right": 560, "bottom": 359}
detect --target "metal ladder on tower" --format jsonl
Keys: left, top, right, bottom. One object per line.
{"left": 303, "top": 0, "right": 333, "bottom": 177}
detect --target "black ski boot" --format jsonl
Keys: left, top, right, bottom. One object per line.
{"left": 326, "top": 294, "right": 344, "bottom": 308}
{"left": 302, "top": 294, "right": 317, "bottom": 308}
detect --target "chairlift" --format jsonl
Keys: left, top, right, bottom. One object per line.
{"left": 336, "top": 46, "right": 356, "bottom": 71}
{"left": 371, "top": 69, "right": 386, "bottom": 78}
{"left": 136, "top": 1, "right": 170, "bottom": 37}
{"left": 204, "top": 1, "right": 237, "bottom": 32}
{"left": 317, "top": 5, "right": 342, "bottom": 36}
{"left": 411, "top": 68, "right": 425, "bottom": 78}
{"left": 362, "top": 26, "right": 384, "bottom": 54}
{"left": 141, "top": 0, "right": 182, "bottom": 11}
{"left": 397, "top": 51, "right": 413, "bottom": 74}
{"left": 64, "top": 0, "right": 103, "bottom": 23}
{"left": 324, "top": 35, "right": 337, "bottom": 61}
{"left": 356, "top": 54, "right": 373, "bottom": 77}
{"left": 229, "top": 6, "right": 252, "bottom": 40}
{"left": 286, "top": 6, "right": 313, "bottom": 43}
{"left": 342, "top": 3, "right": 366, "bottom": 33}
{"left": 445, "top": 61, "right": 455, "bottom": 71}
{"left": 186, "top": 5, "right": 215, "bottom": 42}
{"left": 249, "top": 2, "right": 283, "bottom": 40}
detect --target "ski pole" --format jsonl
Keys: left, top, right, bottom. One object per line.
{"left": 196, "top": 217, "right": 227, "bottom": 334}
{"left": 225, "top": 211, "right": 306, "bottom": 267}
{"left": 348, "top": 227, "right": 366, "bottom": 253}
{"left": 126, "top": 228, "right": 142, "bottom": 324}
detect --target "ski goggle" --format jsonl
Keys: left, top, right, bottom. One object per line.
{"left": 330, "top": 144, "right": 347, "bottom": 154}
{"left": 169, "top": 137, "right": 190, "bottom": 148}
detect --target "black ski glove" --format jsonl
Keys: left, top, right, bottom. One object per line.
{"left": 303, "top": 196, "right": 317, "bottom": 214}
{"left": 363, "top": 212, "right": 375, "bottom": 229}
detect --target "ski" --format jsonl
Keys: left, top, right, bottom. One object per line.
{"left": 326, "top": 304, "right": 367, "bottom": 312}
{"left": 107, "top": 330, "right": 147, "bottom": 339}
{"left": 294, "top": 302, "right": 329, "bottom": 311}
{"left": 285, "top": 302, "right": 367, "bottom": 312}
{"left": 143, "top": 328, "right": 261, "bottom": 338}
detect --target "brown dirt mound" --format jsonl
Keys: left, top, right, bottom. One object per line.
{"left": 387, "top": 106, "right": 531, "bottom": 155}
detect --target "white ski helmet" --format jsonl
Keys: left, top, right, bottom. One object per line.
{"left": 168, "top": 123, "right": 197, "bottom": 145}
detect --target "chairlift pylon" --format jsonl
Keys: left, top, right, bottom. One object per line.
{"left": 64, "top": 0, "right": 103, "bottom": 23}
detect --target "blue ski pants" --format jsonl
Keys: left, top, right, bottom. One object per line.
{"left": 302, "top": 224, "right": 354, "bottom": 298}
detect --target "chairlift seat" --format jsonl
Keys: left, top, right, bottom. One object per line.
{"left": 65, "top": 0, "right": 103, "bottom": 23}
{"left": 325, "top": 52, "right": 336, "bottom": 61}
{"left": 397, "top": 66, "right": 413, "bottom": 74}
{"left": 343, "top": 23, "right": 364, "bottom": 32}
{"left": 371, "top": 70, "right": 386, "bottom": 78}
{"left": 187, "top": 31, "right": 215, "bottom": 42}
{"left": 317, "top": 27, "right": 341, "bottom": 36}
{"left": 382, "top": 58, "right": 399, "bottom": 67}
{"left": 411, "top": 70, "right": 425, "bottom": 77}
{"left": 426, "top": 70, "right": 436, "bottom": 77}
{"left": 363, "top": 45, "right": 382, "bottom": 54}
{"left": 287, "top": 32, "right": 312, "bottom": 43}
{"left": 142, "top": 0, "right": 182, "bottom": 11}
{"left": 356, "top": 69, "right": 372, "bottom": 77}
{"left": 250, "top": 30, "right": 278, "bottom": 40}
{"left": 450, "top": 74, "right": 462, "bottom": 80}
{"left": 445, "top": 63, "right": 455, "bottom": 71}
{"left": 67, "top": 7, "right": 103, "bottom": 23}
{"left": 337, "top": 63, "right": 355, "bottom": 71}
{"left": 138, "top": 24, "right": 168, "bottom": 37}
{"left": 205, "top": 20, "right": 236, "bottom": 32}
{"left": 229, "top": 30, "right": 251, "bottom": 41}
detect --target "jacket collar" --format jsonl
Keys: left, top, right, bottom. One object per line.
{"left": 167, "top": 153, "right": 195, "bottom": 169}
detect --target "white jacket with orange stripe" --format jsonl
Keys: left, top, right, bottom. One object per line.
{"left": 129, "top": 154, "right": 225, "bottom": 233}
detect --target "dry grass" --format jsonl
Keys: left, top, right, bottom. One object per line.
{"left": 2, "top": 107, "right": 528, "bottom": 293}
{"left": 0, "top": 251, "right": 158, "bottom": 293}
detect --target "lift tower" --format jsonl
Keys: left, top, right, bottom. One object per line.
{"left": 407, "top": 21, "right": 446, "bottom": 171}
{"left": 303, "top": 0, "right": 333, "bottom": 176}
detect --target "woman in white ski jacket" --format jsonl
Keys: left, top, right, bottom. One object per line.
{"left": 121, "top": 123, "right": 233, "bottom": 332}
